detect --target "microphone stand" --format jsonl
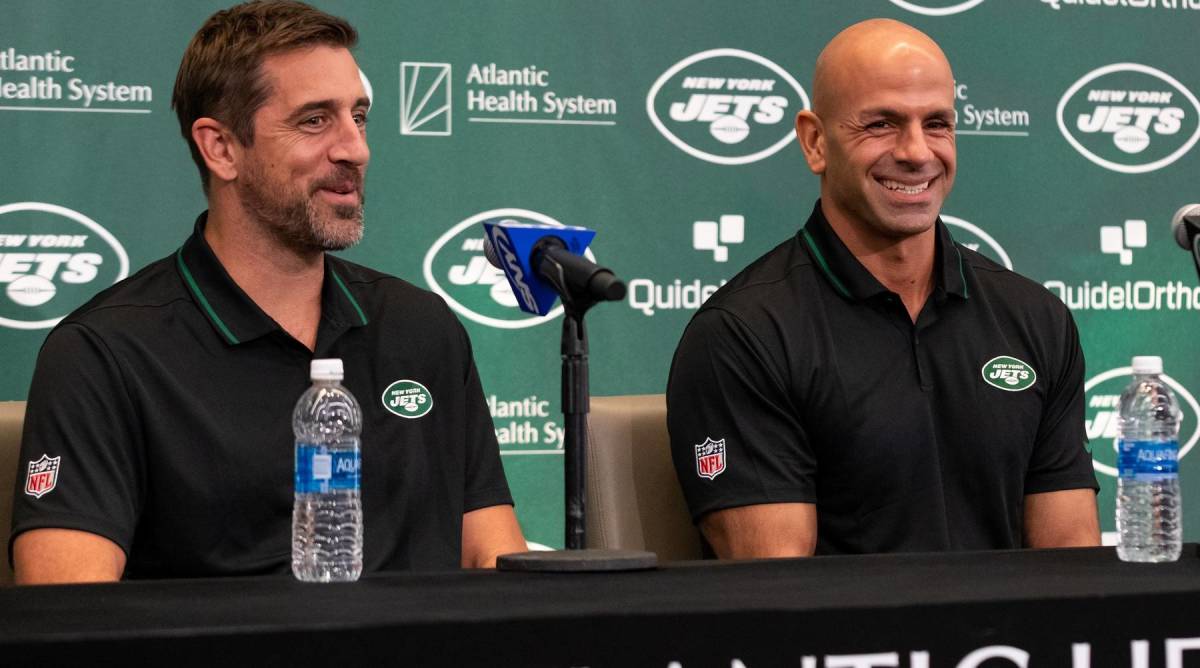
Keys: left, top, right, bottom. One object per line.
{"left": 496, "top": 255, "right": 655, "bottom": 572}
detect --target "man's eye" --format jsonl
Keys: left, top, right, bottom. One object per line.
{"left": 866, "top": 121, "right": 889, "bottom": 130}
{"left": 353, "top": 112, "right": 368, "bottom": 127}
{"left": 302, "top": 116, "right": 326, "bottom": 128}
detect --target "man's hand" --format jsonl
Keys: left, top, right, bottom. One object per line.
{"left": 700, "top": 503, "right": 817, "bottom": 559}
{"left": 1023, "top": 489, "right": 1101, "bottom": 548}
{"left": 12, "top": 528, "right": 125, "bottom": 585}
{"left": 461, "top": 504, "right": 527, "bottom": 568}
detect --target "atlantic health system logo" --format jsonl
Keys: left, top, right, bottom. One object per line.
{"left": 647, "top": 49, "right": 808, "bottom": 165}
{"left": 1085, "top": 366, "right": 1199, "bottom": 478}
{"left": 423, "top": 208, "right": 596, "bottom": 329}
{"left": 0, "top": 202, "right": 129, "bottom": 330}
{"left": 1057, "top": 63, "right": 1200, "bottom": 173}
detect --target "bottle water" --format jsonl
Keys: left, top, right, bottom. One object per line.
{"left": 292, "top": 358, "right": 363, "bottom": 582}
{"left": 1116, "top": 355, "right": 1182, "bottom": 563}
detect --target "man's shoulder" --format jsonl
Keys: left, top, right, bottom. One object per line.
{"left": 700, "top": 233, "right": 816, "bottom": 318}
{"left": 959, "top": 244, "right": 1071, "bottom": 318}
{"left": 60, "top": 251, "right": 190, "bottom": 332}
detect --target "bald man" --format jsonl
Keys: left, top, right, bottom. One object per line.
{"left": 666, "top": 19, "right": 1100, "bottom": 558}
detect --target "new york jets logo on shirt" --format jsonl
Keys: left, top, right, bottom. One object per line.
{"left": 382, "top": 379, "right": 433, "bottom": 418}
{"left": 981, "top": 356, "right": 1037, "bottom": 392}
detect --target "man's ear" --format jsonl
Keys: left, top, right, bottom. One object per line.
{"left": 191, "top": 117, "right": 240, "bottom": 184}
{"left": 795, "top": 110, "right": 826, "bottom": 175}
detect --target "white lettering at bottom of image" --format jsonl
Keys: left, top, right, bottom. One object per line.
{"left": 1045, "top": 279, "right": 1200, "bottom": 311}
{"left": 664, "top": 637, "right": 1200, "bottom": 668}
{"left": 495, "top": 421, "right": 563, "bottom": 447}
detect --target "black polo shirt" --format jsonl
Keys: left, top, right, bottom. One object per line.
{"left": 667, "top": 201, "right": 1098, "bottom": 554}
{"left": 10, "top": 213, "right": 512, "bottom": 577}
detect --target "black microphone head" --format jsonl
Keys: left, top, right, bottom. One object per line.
{"left": 482, "top": 236, "right": 501, "bottom": 268}
{"left": 1172, "top": 203, "right": 1200, "bottom": 250}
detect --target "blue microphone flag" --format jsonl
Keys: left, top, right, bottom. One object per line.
{"left": 482, "top": 220, "right": 596, "bottom": 315}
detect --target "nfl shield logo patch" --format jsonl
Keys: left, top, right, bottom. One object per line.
{"left": 25, "top": 454, "right": 61, "bottom": 499}
{"left": 694, "top": 437, "right": 726, "bottom": 480}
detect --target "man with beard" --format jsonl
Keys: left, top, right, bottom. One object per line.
{"left": 667, "top": 19, "right": 1100, "bottom": 558}
{"left": 10, "top": 1, "right": 526, "bottom": 583}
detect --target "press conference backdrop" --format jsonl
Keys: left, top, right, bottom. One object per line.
{"left": 2, "top": 0, "right": 1198, "bottom": 549}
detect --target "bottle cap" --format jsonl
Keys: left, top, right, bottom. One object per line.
{"left": 1131, "top": 356, "right": 1163, "bottom": 375}
{"left": 310, "top": 358, "right": 344, "bottom": 381}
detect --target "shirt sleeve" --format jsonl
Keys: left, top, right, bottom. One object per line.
{"left": 1024, "top": 307, "right": 1099, "bottom": 494}
{"left": 667, "top": 307, "right": 816, "bottom": 523}
{"left": 455, "top": 321, "right": 514, "bottom": 513}
{"left": 9, "top": 322, "right": 144, "bottom": 561}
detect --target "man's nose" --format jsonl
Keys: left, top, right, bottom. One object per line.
{"left": 893, "top": 123, "right": 933, "bottom": 166}
{"left": 329, "top": 113, "right": 370, "bottom": 166}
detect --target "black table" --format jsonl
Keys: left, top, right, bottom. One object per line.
{"left": 2, "top": 546, "right": 1199, "bottom": 667}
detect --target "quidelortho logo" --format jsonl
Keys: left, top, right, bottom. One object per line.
{"left": 888, "top": 0, "right": 987, "bottom": 16}
{"left": 694, "top": 215, "right": 744, "bottom": 262}
{"left": 423, "top": 208, "right": 595, "bottom": 329}
{"left": 647, "top": 49, "right": 808, "bottom": 165}
{"left": 1057, "top": 63, "right": 1200, "bottom": 173}
{"left": 942, "top": 215, "right": 1013, "bottom": 270}
{"left": 0, "top": 202, "right": 129, "bottom": 329}
{"left": 1100, "top": 219, "right": 1147, "bottom": 265}
{"left": 1085, "top": 366, "right": 1199, "bottom": 477}
{"left": 1044, "top": 219, "right": 1200, "bottom": 312}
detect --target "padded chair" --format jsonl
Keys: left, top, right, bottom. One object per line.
{"left": 0, "top": 401, "right": 26, "bottom": 586}
{"left": 585, "top": 394, "right": 703, "bottom": 561}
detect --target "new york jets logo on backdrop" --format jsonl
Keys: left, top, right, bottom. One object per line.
{"left": 887, "top": 0, "right": 987, "bottom": 16}
{"left": 1057, "top": 63, "right": 1200, "bottom": 173}
{"left": 0, "top": 202, "right": 129, "bottom": 330}
{"left": 1085, "top": 366, "right": 1199, "bottom": 478}
{"left": 646, "top": 49, "right": 808, "bottom": 165}
{"left": 382, "top": 379, "right": 433, "bottom": 419}
{"left": 942, "top": 215, "right": 1013, "bottom": 270}
{"left": 981, "top": 356, "right": 1037, "bottom": 392}
{"left": 422, "top": 208, "right": 597, "bottom": 329}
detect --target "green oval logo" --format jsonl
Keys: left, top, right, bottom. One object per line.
{"left": 981, "top": 356, "right": 1037, "bottom": 392}
{"left": 382, "top": 379, "right": 433, "bottom": 418}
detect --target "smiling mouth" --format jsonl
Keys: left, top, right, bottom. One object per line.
{"left": 878, "top": 178, "right": 931, "bottom": 195}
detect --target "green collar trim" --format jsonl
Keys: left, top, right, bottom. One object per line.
{"left": 801, "top": 228, "right": 852, "bottom": 299}
{"left": 330, "top": 268, "right": 368, "bottom": 326}
{"left": 176, "top": 248, "right": 240, "bottom": 345}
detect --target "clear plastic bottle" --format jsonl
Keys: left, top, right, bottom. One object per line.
{"left": 292, "top": 358, "right": 363, "bottom": 582}
{"left": 1116, "top": 355, "right": 1182, "bottom": 563}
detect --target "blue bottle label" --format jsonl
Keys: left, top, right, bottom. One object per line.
{"left": 1117, "top": 439, "right": 1179, "bottom": 480}
{"left": 295, "top": 444, "right": 360, "bottom": 493}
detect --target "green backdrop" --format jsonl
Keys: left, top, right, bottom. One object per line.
{"left": 2, "top": 0, "right": 1199, "bottom": 549}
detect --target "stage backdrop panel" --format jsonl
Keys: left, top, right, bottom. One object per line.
{"left": 2, "top": 0, "right": 1198, "bottom": 548}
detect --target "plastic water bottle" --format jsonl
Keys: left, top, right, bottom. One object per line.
{"left": 292, "top": 358, "right": 363, "bottom": 582}
{"left": 1116, "top": 355, "right": 1182, "bottom": 563}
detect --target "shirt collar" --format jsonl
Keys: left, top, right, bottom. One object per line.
{"left": 798, "top": 200, "right": 969, "bottom": 303}
{"left": 175, "top": 212, "right": 369, "bottom": 346}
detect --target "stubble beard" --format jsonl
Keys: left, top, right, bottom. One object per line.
{"left": 238, "top": 159, "right": 365, "bottom": 254}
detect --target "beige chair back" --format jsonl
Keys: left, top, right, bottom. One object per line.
{"left": 0, "top": 401, "right": 26, "bottom": 586}
{"left": 585, "top": 394, "right": 702, "bottom": 561}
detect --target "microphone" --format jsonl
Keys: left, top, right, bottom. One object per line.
{"left": 482, "top": 219, "right": 626, "bottom": 315}
{"left": 1171, "top": 204, "right": 1200, "bottom": 250}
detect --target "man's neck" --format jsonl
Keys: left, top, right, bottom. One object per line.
{"left": 204, "top": 198, "right": 324, "bottom": 350}
{"left": 821, "top": 202, "right": 937, "bottom": 323}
